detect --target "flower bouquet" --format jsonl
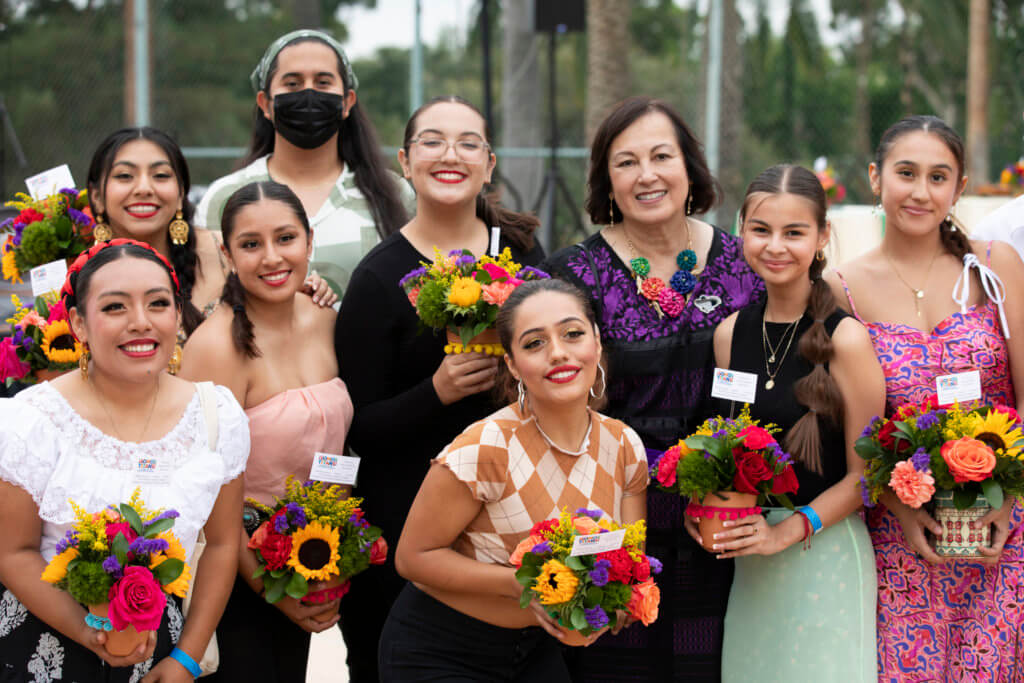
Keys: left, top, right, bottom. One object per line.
{"left": 2, "top": 188, "right": 94, "bottom": 284}
{"left": 399, "top": 247, "right": 549, "bottom": 355}
{"left": 999, "top": 158, "right": 1024, "bottom": 195}
{"left": 512, "top": 508, "right": 661, "bottom": 645}
{"left": 649, "top": 407, "right": 799, "bottom": 552}
{"left": 856, "top": 398, "right": 1024, "bottom": 557}
{"left": 246, "top": 478, "right": 387, "bottom": 621}
{"left": 813, "top": 157, "right": 847, "bottom": 206}
{"left": 40, "top": 490, "right": 189, "bottom": 656}
{"left": 1, "top": 293, "right": 83, "bottom": 385}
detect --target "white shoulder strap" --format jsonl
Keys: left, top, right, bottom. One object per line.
{"left": 195, "top": 381, "right": 219, "bottom": 450}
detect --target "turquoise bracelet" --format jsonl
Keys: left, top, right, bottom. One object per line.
{"left": 84, "top": 613, "right": 112, "bottom": 631}
{"left": 796, "top": 505, "right": 823, "bottom": 535}
{"left": 170, "top": 647, "right": 202, "bottom": 678}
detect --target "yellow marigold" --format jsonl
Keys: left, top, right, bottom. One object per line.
{"left": 40, "top": 320, "right": 83, "bottom": 364}
{"left": 534, "top": 559, "right": 579, "bottom": 605}
{"left": 2, "top": 246, "right": 21, "bottom": 284}
{"left": 448, "top": 277, "right": 481, "bottom": 307}
{"left": 150, "top": 532, "right": 191, "bottom": 597}
{"left": 41, "top": 547, "right": 78, "bottom": 584}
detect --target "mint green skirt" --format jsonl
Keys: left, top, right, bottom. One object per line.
{"left": 721, "top": 510, "right": 876, "bottom": 683}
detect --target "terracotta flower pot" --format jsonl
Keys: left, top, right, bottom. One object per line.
{"left": 302, "top": 577, "right": 350, "bottom": 623}
{"left": 444, "top": 328, "right": 503, "bottom": 356}
{"left": 932, "top": 490, "right": 991, "bottom": 558}
{"left": 686, "top": 492, "right": 761, "bottom": 553}
{"left": 559, "top": 626, "right": 609, "bottom": 647}
{"left": 88, "top": 603, "right": 151, "bottom": 657}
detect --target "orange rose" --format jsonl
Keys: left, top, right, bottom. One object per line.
{"left": 941, "top": 437, "right": 997, "bottom": 483}
{"left": 572, "top": 516, "right": 600, "bottom": 535}
{"left": 509, "top": 534, "right": 544, "bottom": 567}
{"left": 626, "top": 579, "right": 660, "bottom": 626}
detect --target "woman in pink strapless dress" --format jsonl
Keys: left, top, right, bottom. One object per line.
{"left": 181, "top": 180, "right": 352, "bottom": 682}
{"left": 828, "top": 115, "right": 1024, "bottom": 682}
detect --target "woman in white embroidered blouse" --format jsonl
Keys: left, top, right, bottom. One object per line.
{"left": 0, "top": 240, "right": 249, "bottom": 682}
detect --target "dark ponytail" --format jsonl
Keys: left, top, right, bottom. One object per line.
{"left": 740, "top": 164, "right": 844, "bottom": 474}
{"left": 219, "top": 180, "right": 311, "bottom": 359}
{"left": 405, "top": 96, "right": 538, "bottom": 252}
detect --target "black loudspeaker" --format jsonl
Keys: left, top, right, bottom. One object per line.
{"left": 534, "top": 0, "right": 585, "bottom": 33}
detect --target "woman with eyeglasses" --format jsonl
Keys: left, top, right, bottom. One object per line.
{"left": 334, "top": 95, "right": 545, "bottom": 682}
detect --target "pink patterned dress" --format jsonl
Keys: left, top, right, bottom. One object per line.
{"left": 837, "top": 250, "right": 1023, "bottom": 683}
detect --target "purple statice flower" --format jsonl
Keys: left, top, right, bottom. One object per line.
{"left": 455, "top": 254, "right": 476, "bottom": 269}
{"left": 55, "top": 530, "right": 79, "bottom": 554}
{"left": 399, "top": 267, "right": 426, "bottom": 288}
{"left": 101, "top": 556, "right": 123, "bottom": 578}
{"left": 59, "top": 188, "right": 79, "bottom": 200}
{"left": 712, "top": 429, "right": 727, "bottom": 439}
{"left": 575, "top": 508, "right": 603, "bottom": 520}
{"left": 859, "top": 476, "right": 875, "bottom": 508}
{"left": 584, "top": 606, "right": 610, "bottom": 630}
{"left": 910, "top": 448, "right": 931, "bottom": 472}
{"left": 0, "top": 217, "right": 12, "bottom": 231}
{"left": 647, "top": 556, "right": 663, "bottom": 575}
{"left": 447, "top": 248, "right": 466, "bottom": 258}
{"left": 274, "top": 513, "right": 290, "bottom": 534}
{"left": 589, "top": 559, "right": 611, "bottom": 587}
{"left": 286, "top": 502, "right": 307, "bottom": 529}
{"left": 860, "top": 416, "right": 881, "bottom": 439}
{"left": 773, "top": 445, "right": 794, "bottom": 466}
{"left": 518, "top": 266, "right": 550, "bottom": 280}
{"left": 129, "top": 537, "right": 170, "bottom": 556}
{"left": 303, "top": 480, "right": 315, "bottom": 487}
{"left": 531, "top": 541, "right": 551, "bottom": 554}
{"left": 12, "top": 222, "right": 24, "bottom": 247}
{"left": 149, "top": 510, "right": 179, "bottom": 523}
{"left": 916, "top": 412, "right": 939, "bottom": 430}
{"left": 67, "top": 207, "right": 92, "bottom": 227}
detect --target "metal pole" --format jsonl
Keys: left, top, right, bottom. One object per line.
{"left": 410, "top": 0, "right": 423, "bottom": 115}
{"left": 480, "top": 0, "right": 493, "bottom": 132}
{"left": 133, "top": 0, "right": 150, "bottom": 126}
{"left": 704, "top": 0, "right": 722, "bottom": 222}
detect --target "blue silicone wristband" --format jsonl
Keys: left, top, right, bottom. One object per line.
{"left": 796, "top": 505, "right": 823, "bottom": 535}
{"left": 169, "top": 647, "right": 202, "bottom": 678}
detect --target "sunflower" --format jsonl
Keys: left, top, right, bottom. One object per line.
{"left": 149, "top": 532, "right": 191, "bottom": 597}
{"left": 972, "top": 410, "right": 1023, "bottom": 458}
{"left": 287, "top": 521, "right": 341, "bottom": 581}
{"left": 41, "top": 547, "right": 78, "bottom": 584}
{"left": 40, "top": 320, "right": 83, "bottom": 364}
{"left": 533, "top": 559, "right": 579, "bottom": 606}
{"left": 1, "top": 244, "right": 21, "bottom": 283}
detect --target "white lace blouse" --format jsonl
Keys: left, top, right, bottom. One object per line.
{"left": 0, "top": 382, "right": 250, "bottom": 567}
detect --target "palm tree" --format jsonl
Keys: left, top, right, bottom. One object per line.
{"left": 585, "top": 0, "right": 631, "bottom": 143}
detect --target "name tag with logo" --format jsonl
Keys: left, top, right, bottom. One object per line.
{"left": 710, "top": 368, "right": 757, "bottom": 404}
{"left": 308, "top": 452, "right": 360, "bottom": 486}
{"left": 132, "top": 456, "right": 171, "bottom": 487}
{"left": 570, "top": 528, "right": 626, "bottom": 557}
{"left": 30, "top": 259, "right": 68, "bottom": 298}
{"left": 935, "top": 371, "right": 982, "bottom": 406}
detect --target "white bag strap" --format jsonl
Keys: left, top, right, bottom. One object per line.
{"left": 196, "top": 381, "right": 219, "bottom": 450}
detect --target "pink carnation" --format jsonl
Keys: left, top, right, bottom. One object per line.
{"left": 888, "top": 460, "right": 935, "bottom": 508}
{"left": 16, "top": 310, "right": 45, "bottom": 330}
{"left": 481, "top": 280, "right": 517, "bottom": 306}
{"left": 992, "top": 405, "right": 1022, "bottom": 424}
{"left": 45, "top": 300, "right": 68, "bottom": 324}
{"left": 657, "top": 288, "right": 685, "bottom": 317}
{"left": 479, "top": 262, "right": 513, "bottom": 282}
{"left": 656, "top": 446, "right": 682, "bottom": 488}
{"left": 0, "top": 338, "right": 29, "bottom": 382}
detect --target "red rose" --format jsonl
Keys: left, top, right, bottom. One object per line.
{"left": 737, "top": 425, "right": 775, "bottom": 451}
{"left": 369, "top": 537, "right": 388, "bottom": 565}
{"left": 877, "top": 420, "right": 911, "bottom": 453}
{"left": 733, "top": 450, "right": 773, "bottom": 494}
{"left": 633, "top": 555, "right": 651, "bottom": 582}
{"left": 104, "top": 522, "right": 138, "bottom": 545}
{"left": 770, "top": 464, "right": 800, "bottom": 495}
{"left": 596, "top": 548, "right": 634, "bottom": 583}
{"left": 530, "top": 519, "right": 559, "bottom": 536}
{"left": 257, "top": 532, "right": 292, "bottom": 570}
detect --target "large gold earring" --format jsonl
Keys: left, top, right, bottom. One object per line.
{"left": 609, "top": 193, "right": 615, "bottom": 227}
{"left": 168, "top": 210, "right": 190, "bottom": 246}
{"left": 816, "top": 249, "right": 825, "bottom": 262}
{"left": 93, "top": 215, "right": 112, "bottom": 242}
{"left": 79, "top": 346, "right": 90, "bottom": 380}
{"left": 167, "top": 344, "right": 183, "bottom": 375}
{"left": 686, "top": 193, "right": 693, "bottom": 216}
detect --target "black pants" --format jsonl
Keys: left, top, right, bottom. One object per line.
{"left": 379, "top": 583, "right": 570, "bottom": 682}
{"left": 204, "top": 577, "right": 310, "bottom": 683}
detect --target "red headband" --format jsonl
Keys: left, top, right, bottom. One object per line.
{"left": 60, "top": 238, "right": 181, "bottom": 307}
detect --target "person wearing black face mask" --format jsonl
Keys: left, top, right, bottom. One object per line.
{"left": 196, "top": 29, "right": 414, "bottom": 300}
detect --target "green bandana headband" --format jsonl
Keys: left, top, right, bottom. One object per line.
{"left": 250, "top": 29, "right": 359, "bottom": 94}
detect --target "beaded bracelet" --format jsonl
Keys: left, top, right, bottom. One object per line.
{"left": 170, "top": 647, "right": 202, "bottom": 678}
{"left": 796, "top": 505, "right": 823, "bottom": 534}
{"left": 794, "top": 510, "right": 813, "bottom": 550}
{"left": 84, "top": 612, "right": 113, "bottom": 631}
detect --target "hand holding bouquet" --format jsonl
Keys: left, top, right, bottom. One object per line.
{"left": 512, "top": 508, "right": 661, "bottom": 645}
{"left": 41, "top": 490, "right": 189, "bottom": 656}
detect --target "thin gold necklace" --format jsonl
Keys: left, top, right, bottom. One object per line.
{"left": 91, "top": 374, "right": 161, "bottom": 442}
{"left": 761, "top": 311, "right": 801, "bottom": 391}
{"left": 884, "top": 247, "right": 941, "bottom": 317}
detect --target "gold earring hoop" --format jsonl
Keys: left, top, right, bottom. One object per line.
{"left": 167, "top": 343, "right": 183, "bottom": 375}
{"left": 92, "top": 214, "right": 112, "bottom": 242}
{"left": 168, "top": 210, "right": 190, "bottom": 246}
{"left": 79, "top": 346, "right": 90, "bottom": 380}
{"left": 517, "top": 379, "right": 527, "bottom": 413}
{"left": 815, "top": 249, "right": 825, "bottom": 262}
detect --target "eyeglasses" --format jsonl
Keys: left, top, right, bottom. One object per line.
{"left": 409, "top": 136, "right": 491, "bottom": 164}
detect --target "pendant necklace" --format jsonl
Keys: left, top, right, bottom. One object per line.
{"left": 761, "top": 310, "right": 801, "bottom": 391}
{"left": 884, "top": 246, "right": 940, "bottom": 318}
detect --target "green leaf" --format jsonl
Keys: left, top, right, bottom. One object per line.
{"left": 263, "top": 575, "right": 287, "bottom": 604}
{"left": 775, "top": 493, "right": 795, "bottom": 510}
{"left": 284, "top": 571, "right": 308, "bottom": 599}
{"left": 584, "top": 586, "right": 604, "bottom": 608}
{"left": 252, "top": 565, "right": 265, "bottom": 579}
{"left": 519, "top": 589, "right": 533, "bottom": 609}
{"left": 981, "top": 479, "right": 1004, "bottom": 510}
{"left": 153, "top": 558, "right": 184, "bottom": 585}
{"left": 143, "top": 517, "right": 175, "bottom": 539}
{"left": 953, "top": 487, "right": 979, "bottom": 510}
{"left": 33, "top": 298, "right": 50, "bottom": 317}
{"left": 269, "top": 568, "right": 286, "bottom": 579}
{"left": 570, "top": 607, "right": 588, "bottom": 631}
{"left": 119, "top": 504, "right": 144, "bottom": 535}
{"left": 565, "top": 556, "right": 586, "bottom": 571}
{"left": 112, "top": 533, "right": 130, "bottom": 565}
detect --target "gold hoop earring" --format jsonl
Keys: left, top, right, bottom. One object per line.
{"left": 590, "top": 363, "right": 607, "bottom": 400}
{"left": 517, "top": 379, "right": 527, "bottom": 413}
{"left": 815, "top": 249, "right": 825, "bottom": 262}
{"left": 167, "top": 343, "right": 183, "bottom": 375}
{"left": 168, "top": 210, "right": 190, "bottom": 246}
{"left": 79, "top": 346, "right": 90, "bottom": 380}
{"left": 93, "top": 215, "right": 112, "bottom": 242}
{"left": 608, "top": 193, "right": 615, "bottom": 227}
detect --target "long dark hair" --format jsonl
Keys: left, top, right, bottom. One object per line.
{"left": 219, "top": 181, "right": 311, "bottom": 359}
{"left": 586, "top": 96, "right": 720, "bottom": 225}
{"left": 875, "top": 115, "right": 970, "bottom": 260}
{"left": 403, "top": 96, "right": 538, "bottom": 252}
{"left": 493, "top": 279, "right": 606, "bottom": 410}
{"left": 740, "top": 164, "right": 841, "bottom": 474}
{"left": 245, "top": 35, "right": 407, "bottom": 239}
{"left": 86, "top": 127, "right": 203, "bottom": 335}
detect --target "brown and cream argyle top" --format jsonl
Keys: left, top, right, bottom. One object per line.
{"left": 435, "top": 404, "right": 649, "bottom": 565}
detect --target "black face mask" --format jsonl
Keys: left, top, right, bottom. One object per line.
{"left": 272, "top": 89, "right": 344, "bottom": 149}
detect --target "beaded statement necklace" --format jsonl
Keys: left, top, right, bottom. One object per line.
{"left": 626, "top": 220, "right": 698, "bottom": 319}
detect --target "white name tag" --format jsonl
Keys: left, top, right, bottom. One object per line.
{"left": 935, "top": 371, "right": 982, "bottom": 406}
{"left": 569, "top": 528, "right": 626, "bottom": 557}
{"left": 30, "top": 259, "right": 68, "bottom": 298}
{"left": 25, "top": 164, "right": 75, "bottom": 200}
{"left": 308, "top": 452, "right": 360, "bottom": 486}
{"left": 710, "top": 368, "right": 757, "bottom": 404}
{"left": 489, "top": 226, "right": 501, "bottom": 256}
{"left": 132, "top": 456, "right": 172, "bottom": 487}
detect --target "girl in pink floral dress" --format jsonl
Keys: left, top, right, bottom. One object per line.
{"left": 828, "top": 115, "right": 1024, "bottom": 682}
